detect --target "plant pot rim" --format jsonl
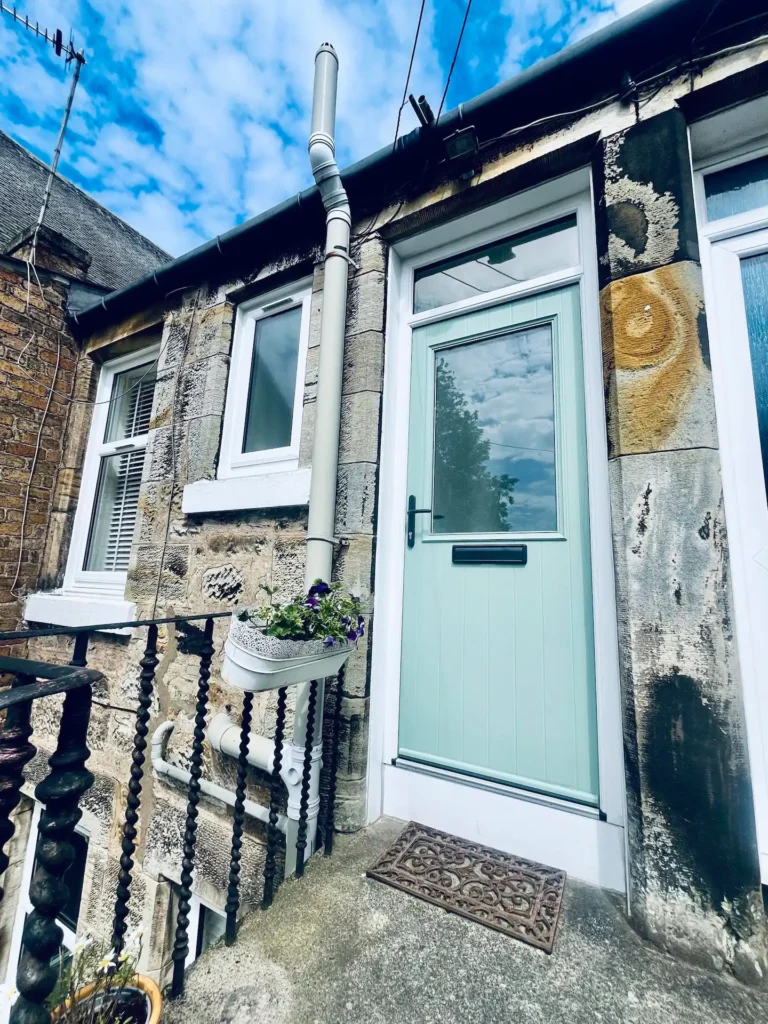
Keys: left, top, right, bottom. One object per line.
{"left": 52, "top": 973, "right": 162, "bottom": 1024}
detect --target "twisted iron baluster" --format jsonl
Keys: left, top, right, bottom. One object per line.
{"left": 262, "top": 686, "right": 287, "bottom": 910}
{"left": 13, "top": 682, "right": 94, "bottom": 1024}
{"left": 295, "top": 678, "right": 318, "bottom": 878}
{"left": 0, "top": 674, "right": 36, "bottom": 904}
{"left": 224, "top": 689, "right": 253, "bottom": 945}
{"left": 324, "top": 664, "right": 345, "bottom": 857}
{"left": 111, "top": 625, "right": 159, "bottom": 955}
{"left": 170, "top": 617, "right": 214, "bottom": 1000}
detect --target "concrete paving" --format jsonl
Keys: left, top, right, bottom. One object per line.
{"left": 162, "top": 817, "right": 768, "bottom": 1024}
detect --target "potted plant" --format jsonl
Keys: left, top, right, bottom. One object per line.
{"left": 222, "top": 580, "right": 364, "bottom": 692}
{"left": 45, "top": 933, "right": 162, "bottom": 1024}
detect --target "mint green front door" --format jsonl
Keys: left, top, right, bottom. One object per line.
{"left": 399, "top": 286, "right": 599, "bottom": 805}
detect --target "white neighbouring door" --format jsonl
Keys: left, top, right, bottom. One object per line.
{"left": 702, "top": 229, "right": 768, "bottom": 883}
{"left": 368, "top": 172, "right": 627, "bottom": 892}
{"left": 696, "top": 141, "right": 768, "bottom": 884}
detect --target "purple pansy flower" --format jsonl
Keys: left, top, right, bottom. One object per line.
{"left": 323, "top": 636, "right": 336, "bottom": 647}
{"left": 308, "top": 581, "right": 331, "bottom": 598}
{"left": 347, "top": 629, "right": 358, "bottom": 643}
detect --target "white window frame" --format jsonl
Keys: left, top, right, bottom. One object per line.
{"left": 25, "top": 346, "right": 159, "bottom": 630}
{"left": 2, "top": 804, "right": 88, "bottom": 1021}
{"left": 183, "top": 893, "right": 226, "bottom": 967}
{"left": 366, "top": 168, "right": 627, "bottom": 893}
{"left": 65, "top": 346, "right": 159, "bottom": 601}
{"left": 217, "top": 280, "right": 312, "bottom": 480}
{"left": 694, "top": 135, "right": 768, "bottom": 884}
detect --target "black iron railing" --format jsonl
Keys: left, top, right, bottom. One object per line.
{"left": 0, "top": 613, "right": 345, "bottom": 1018}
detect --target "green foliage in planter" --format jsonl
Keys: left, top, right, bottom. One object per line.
{"left": 237, "top": 580, "right": 364, "bottom": 647}
{"left": 46, "top": 932, "right": 146, "bottom": 1023}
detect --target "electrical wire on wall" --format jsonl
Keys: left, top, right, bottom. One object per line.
{"left": 150, "top": 291, "right": 201, "bottom": 618}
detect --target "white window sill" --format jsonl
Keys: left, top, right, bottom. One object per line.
{"left": 182, "top": 467, "right": 311, "bottom": 514}
{"left": 25, "top": 592, "right": 137, "bottom": 634}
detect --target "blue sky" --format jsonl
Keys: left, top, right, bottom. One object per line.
{"left": 0, "top": 0, "right": 651, "bottom": 257}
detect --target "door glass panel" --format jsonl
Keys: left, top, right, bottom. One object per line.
{"left": 414, "top": 216, "right": 578, "bottom": 313}
{"left": 742, "top": 251, "right": 768, "bottom": 503}
{"left": 432, "top": 325, "right": 557, "bottom": 534}
{"left": 705, "top": 155, "right": 768, "bottom": 221}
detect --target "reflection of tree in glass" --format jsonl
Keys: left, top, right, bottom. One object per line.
{"left": 434, "top": 357, "right": 518, "bottom": 532}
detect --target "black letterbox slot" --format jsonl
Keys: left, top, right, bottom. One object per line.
{"left": 452, "top": 545, "right": 527, "bottom": 566}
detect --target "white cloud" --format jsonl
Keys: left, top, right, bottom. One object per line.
{"left": 0, "top": 1, "right": 657, "bottom": 259}
{"left": 0, "top": 0, "right": 445, "bottom": 254}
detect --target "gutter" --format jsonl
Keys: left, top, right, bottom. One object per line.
{"left": 69, "top": 0, "right": 762, "bottom": 335}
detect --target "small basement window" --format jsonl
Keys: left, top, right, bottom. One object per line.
{"left": 218, "top": 281, "right": 311, "bottom": 479}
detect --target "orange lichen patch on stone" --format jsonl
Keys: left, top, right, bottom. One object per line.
{"left": 600, "top": 261, "right": 717, "bottom": 457}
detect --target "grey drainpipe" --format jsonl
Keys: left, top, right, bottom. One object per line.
{"left": 305, "top": 41, "right": 351, "bottom": 588}
{"left": 284, "top": 42, "right": 352, "bottom": 875}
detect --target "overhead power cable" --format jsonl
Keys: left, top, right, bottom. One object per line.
{"left": 436, "top": 0, "right": 473, "bottom": 124}
{"left": 393, "top": 0, "right": 427, "bottom": 152}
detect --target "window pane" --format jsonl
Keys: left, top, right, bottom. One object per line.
{"left": 243, "top": 305, "right": 302, "bottom": 453}
{"left": 705, "top": 155, "right": 768, "bottom": 221}
{"left": 104, "top": 363, "right": 156, "bottom": 442}
{"left": 742, "top": 252, "right": 768, "bottom": 504}
{"left": 195, "top": 905, "right": 226, "bottom": 958}
{"left": 84, "top": 449, "right": 145, "bottom": 571}
{"left": 414, "top": 216, "right": 578, "bottom": 314}
{"left": 433, "top": 326, "right": 557, "bottom": 534}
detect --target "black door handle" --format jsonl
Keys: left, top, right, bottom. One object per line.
{"left": 407, "top": 494, "right": 432, "bottom": 548}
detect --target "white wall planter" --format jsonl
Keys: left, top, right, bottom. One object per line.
{"left": 222, "top": 614, "right": 353, "bottom": 692}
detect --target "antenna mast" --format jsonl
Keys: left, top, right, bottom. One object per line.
{"left": 0, "top": 2, "right": 87, "bottom": 265}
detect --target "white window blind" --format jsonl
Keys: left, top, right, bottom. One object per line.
{"left": 83, "top": 363, "right": 156, "bottom": 573}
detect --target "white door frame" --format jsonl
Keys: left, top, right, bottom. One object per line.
{"left": 694, "top": 143, "right": 768, "bottom": 883}
{"left": 367, "top": 168, "right": 627, "bottom": 892}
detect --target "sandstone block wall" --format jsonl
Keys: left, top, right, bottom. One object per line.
{"left": 594, "top": 107, "right": 767, "bottom": 982}
{"left": 10, "top": 233, "right": 387, "bottom": 981}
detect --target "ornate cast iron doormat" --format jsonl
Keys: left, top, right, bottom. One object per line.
{"left": 366, "top": 822, "right": 566, "bottom": 953}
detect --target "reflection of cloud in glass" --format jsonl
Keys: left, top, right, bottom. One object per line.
{"left": 433, "top": 325, "right": 556, "bottom": 534}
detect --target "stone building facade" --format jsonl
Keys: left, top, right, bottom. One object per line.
{"left": 3, "top": 0, "right": 768, "bottom": 1000}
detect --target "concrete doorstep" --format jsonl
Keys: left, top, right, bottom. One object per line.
{"left": 161, "top": 818, "right": 768, "bottom": 1024}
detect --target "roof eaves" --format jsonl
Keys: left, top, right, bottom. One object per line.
{"left": 72, "top": 0, "right": 766, "bottom": 334}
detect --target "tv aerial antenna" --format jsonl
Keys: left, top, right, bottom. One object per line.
{"left": 0, "top": 2, "right": 87, "bottom": 265}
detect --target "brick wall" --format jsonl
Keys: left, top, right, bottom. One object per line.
{"left": 0, "top": 259, "right": 79, "bottom": 635}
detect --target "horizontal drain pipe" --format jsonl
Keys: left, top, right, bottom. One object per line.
{"left": 151, "top": 721, "right": 287, "bottom": 832}
{"left": 207, "top": 712, "right": 301, "bottom": 785}
{"left": 207, "top": 712, "right": 323, "bottom": 868}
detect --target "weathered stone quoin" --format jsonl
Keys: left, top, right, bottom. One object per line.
{"left": 594, "top": 108, "right": 766, "bottom": 980}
